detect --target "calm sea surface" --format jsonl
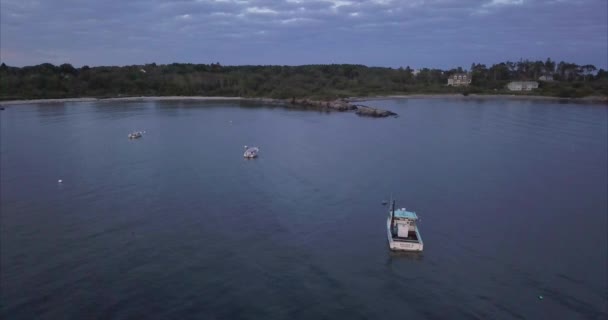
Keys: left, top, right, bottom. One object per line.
{"left": 1, "top": 99, "right": 607, "bottom": 319}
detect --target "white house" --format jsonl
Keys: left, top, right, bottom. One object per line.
{"left": 447, "top": 73, "right": 471, "bottom": 86}
{"left": 507, "top": 81, "right": 539, "bottom": 91}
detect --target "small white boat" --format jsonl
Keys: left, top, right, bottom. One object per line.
{"left": 128, "top": 131, "right": 144, "bottom": 139}
{"left": 387, "top": 200, "right": 423, "bottom": 251}
{"left": 243, "top": 146, "right": 259, "bottom": 158}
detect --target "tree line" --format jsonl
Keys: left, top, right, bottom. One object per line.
{"left": 1, "top": 59, "right": 606, "bottom": 101}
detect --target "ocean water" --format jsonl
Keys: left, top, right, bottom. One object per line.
{"left": 1, "top": 98, "right": 607, "bottom": 319}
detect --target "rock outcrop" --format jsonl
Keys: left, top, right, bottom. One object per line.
{"left": 285, "top": 98, "right": 397, "bottom": 117}
{"left": 354, "top": 105, "right": 397, "bottom": 117}
{"left": 289, "top": 98, "right": 357, "bottom": 111}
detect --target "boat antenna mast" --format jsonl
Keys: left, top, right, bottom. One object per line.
{"left": 390, "top": 200, "right": 396, "bottom": 233}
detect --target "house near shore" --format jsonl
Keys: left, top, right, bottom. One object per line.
{"left": 507, "top": 81, "right": 539, "bottom": 91}
{"left": 447, "top": 73, "right": 471, "bottom": 86}
{"left": 538, "top": 75, "right": 554, "bottom": 81}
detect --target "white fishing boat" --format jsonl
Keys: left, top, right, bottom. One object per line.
{"left": 243, "top": 146, "right": 259, "bottom": 158}
{"left": 387, "top": 200, "right": 423, "bottom": 251}
{"left": 128, "top": 131, "right": 144, "bottom": 139}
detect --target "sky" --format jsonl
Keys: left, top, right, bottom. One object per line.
{"left": 1, "top": 0, "right": 607, "bottom": 69}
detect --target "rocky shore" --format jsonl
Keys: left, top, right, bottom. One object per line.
{"left": 245, "top": 97, "right": 397, "bottom": 117}
{"left": 288, "top": 98, "right": 357, "bottom": 111}
{"left": 285, "top": 98, "right": 397, "bottom": 117}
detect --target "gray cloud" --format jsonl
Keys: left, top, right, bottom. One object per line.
{"left": 1, "top": 0, "right": 606, "bottom": 68}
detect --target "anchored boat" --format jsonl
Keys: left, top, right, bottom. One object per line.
{"left": 128, "top": 131, "right": 144, "bottom": 139}
{"left": 387, "top": 200, "right": 423, "bottom": 251}
{"left": 243, "top": 146, "right": 259, "bottom": 158}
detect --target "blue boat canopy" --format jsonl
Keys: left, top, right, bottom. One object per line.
{"left": 394, "top": 209, "right": 418, "bottom": 220}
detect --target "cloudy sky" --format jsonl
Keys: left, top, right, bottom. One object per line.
{"left": 1, "top": 0, "right": 606, "bottom": 68}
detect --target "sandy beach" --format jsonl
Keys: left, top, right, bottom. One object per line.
{"left": 1, "top": 94, "right": 606, "bottom": 106}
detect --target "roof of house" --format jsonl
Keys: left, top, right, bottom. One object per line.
{"left": 448, "top": 73, "right": 469, "bottom": 79}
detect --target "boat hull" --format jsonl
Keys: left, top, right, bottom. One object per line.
{"left": 128, "top": 131, "right": 143, "bottom": 139}
{"left": 386, "top": 218, "right": 423, "bottom": 252}
{"left": 243, "top": 147, "right": 259, "bottom": 158}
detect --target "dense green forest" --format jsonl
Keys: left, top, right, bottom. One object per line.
{"left": 1, "top": 59, "right": 606, "bottom": 101}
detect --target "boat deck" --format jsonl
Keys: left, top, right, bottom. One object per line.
{"left": 392, "top": 230, "right": 420, "bottom": 243}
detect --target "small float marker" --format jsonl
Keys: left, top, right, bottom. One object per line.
{"left": 538, "top": 295, "right": 543, "bottom": 300}
{"left": 58, "top": 179, "right": 63, "bottom": 183}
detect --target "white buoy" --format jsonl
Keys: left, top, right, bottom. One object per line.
{"left": 58, "top": 179, "right": 63, "bottom": 183}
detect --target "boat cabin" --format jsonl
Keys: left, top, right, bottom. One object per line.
{"left": 391, "top": 208, "right": 419, "bottom": 241}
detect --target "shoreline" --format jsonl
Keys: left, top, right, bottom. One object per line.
{"left": 1, "top": 94, "right": 606, "bottom": 106}
{"left": 0, "top": 96, "right": 245, "bottom": 105}
{"left": 347, "top": 94, "right": 608, "bottom": 103}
